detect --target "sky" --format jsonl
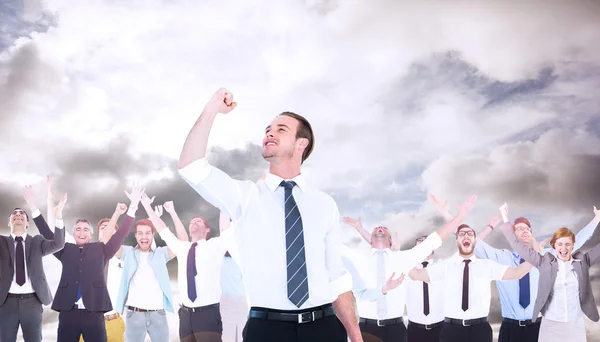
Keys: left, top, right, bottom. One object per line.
{"left": 2, "top": 0, "right": 600, "bottom": 340}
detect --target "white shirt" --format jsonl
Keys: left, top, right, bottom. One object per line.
{"left": 427, "top": 254, "right": 508, "bottom": 320}
{"left": 544, "top": 259, "right": 583, "bottom": 322}
{"left": 179, "top": 159, "right": 352, "bottom": 310}
{"left": 105, "top": 257, "right": 124, "bottom": 315}
{"left": 158, "top": 227, "right": 233, "bottom": 307}
{"left": 347, "top": 232, "right": 442, "bottom": 320}
{"left": 125, "top": 252, "right": 164, "bottom": 310}
{"left": 406, "top": 259, "right": 445, "bottom": 325}
{"left": 9, "top": 211, "right": 64, "bottom": 294}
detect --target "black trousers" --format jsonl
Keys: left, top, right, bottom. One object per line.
{"left": 439, "top": 322, "right": 493, "bottom": 342}
{"left": 359, "top": 320, "right": 406, "bottom": 342}
{"left": 178, "top": 303, "right": 223, "bottom": 342}
{"left": 0, "top": 294, "right": 43, "bottom": 342}
{"left": 57, "top": 307, "right": 107, "bottom": 342}
{"left": 498, "top": 320, "right": 541, "bottom": 342}
{"left": 242, "top": 305, "right": 347, "bottom": 342}
{"left": 406, "top": 321, "right": 443, "bottom": 342}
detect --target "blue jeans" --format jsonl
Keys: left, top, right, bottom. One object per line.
{"left": 124, "top": 309, "right": 169, "bottom": 342}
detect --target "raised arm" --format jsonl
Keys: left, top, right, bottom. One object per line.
{"left": 219, "top": 210, "right": 231, "bottom": 232}
{"left": 100, "top": 204, "right": 127, "bottom": 244}
{"left": 163, "top": 201, "right": 189, "bottom": 241}
{"left": 179, "top": 88, "right": 237, "bottom": 168}
{"left": 355, "top": 273, "right": 405, "bottom": 301}
{"left": 103, "top": 186, "right": 142, "bottom": 259}
{"left": 141, "top": 194, "right": 177, "bottom": 259}
{"left": 477, "top": 215, "right": 503, "bottom": 242}
{"left": 435, "top": 195, "right": 478, "bottom": 240}
{"left": 429, "top": 194, "right": 454, "bottom": 222}
{"left": 499, "top": 222, "right": 546, "bottom": 268}
{"left": 502, "top": 261, "right": 534, "bottom": 280}
{"left": 46, "top": 175, "right": 56, "bottom": 232}
{"left": 572, "top": 206, "right": 600, "bottom": 252}
{"left": 342, "top": 216, "right": 371, "bottom": 244}
{"left": 24, "top": 184, "right": 68, "bottom": 259}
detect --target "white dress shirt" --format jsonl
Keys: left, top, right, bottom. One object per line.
{"left": 427, "top": 254, "right": 508, "bottom": 320}
{"left": 158, "top": 227, "right": 233, "bottom": 307}
{"left": 105, "top": 257, "right": 124, "bottom": 315}
{"left": 125, "top": 252, "right": 164, "bottom": 310}
{"left": 544, "top": 259, "right": 583, "bottom": 322}
{"left": 179, "top": 158, "right": 352, "bottom": 311}
{"left": 9, "top": 210, "right": 64, "bottom": 294}
{"left": 347, "top": 232, "right": 442, "bottom": 320}
{"left": 406, "top": 259, "right": 445, "bottom": 325}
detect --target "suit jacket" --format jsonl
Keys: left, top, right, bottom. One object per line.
{"left": 0, "top": 214, "right": 66, "bottom": 306}
{"left": 38, "top": 214, "right": 134, "bottom": 312}
{"left": 501, "top": 222, "right": 600, "bottom": 321}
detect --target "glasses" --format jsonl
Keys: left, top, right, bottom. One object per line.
{"left": 415, "top": 237, "right": 426, "bottom": 243}
{"left": 12, "top": 210, "right": 26, "bottom": 215}
{"left": 515, "top": 226, "right": 532, "bottom": 233}
{"left": 457, "top": 231, "right": 475, "bottom": 237}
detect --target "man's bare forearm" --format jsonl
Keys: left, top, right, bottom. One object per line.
{"left": 333, "top": 291, "right": 363, "bottom": 342}
{"left": 178, "top": 110, "right": 218, "bottom": 169}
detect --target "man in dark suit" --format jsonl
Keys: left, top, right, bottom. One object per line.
{"left": 38, "top": 186, "right": 143, "bottom": 342}
{"left": 0, "top": 185, "right": 67, "bottom": 342}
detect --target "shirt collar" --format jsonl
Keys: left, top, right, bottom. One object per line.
{"left": 370, "top": 248, "right": 390, "bottom": 256}
{"left": 264, "top": 172, "right": 307, "bottom": 193}
{"left": 11, "top": 232, "right": 27, "bottom": 240}
{"left": 134, "top": 244, "right": 156, "bottom": 253}
{"left": 454, "top": 253, "right": 477, "bottom": 263}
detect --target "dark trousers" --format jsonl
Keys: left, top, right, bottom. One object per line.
{"left": 359, "top": 320, "right": 406, "bottom": 342}
{"left": 406, "top": 321, "right": 443, "bottom": 342}
{"left": 57, "top": 307, "right": 107, "bottom": 342}
{"left": 242, "top": 305, "right": 347, "bottom": 342}
{"left": 0, "top": 294, "right": 43, "bottom": 342}
{"left": 440, "top": 322, "right": 493, "bottom": 342}
{"left": 178, "top": 303, "right": 223, "bottom": 342}
{"left": 498, "top": 320, "right": 541, "bottom": 342}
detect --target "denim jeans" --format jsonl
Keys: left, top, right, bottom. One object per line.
{"left": 124, "top": 309, "right": 169, "bottom": 342}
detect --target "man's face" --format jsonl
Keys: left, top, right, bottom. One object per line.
{"left": 9, "top": 209, "right": 28, "bottom": 232}
{"left": 135, "top": 225, "right": 154, "bottom": 252}
{"left": 262, "top": 115, "right": 304, "bottom": 162}
{"left": 189, "top": 217, "right": 210, "bottom": 240}
{"left": 514, "top": 223, "right": 532, "bottom": 244}
{"left": 456, "top": 228, "right": 476, "bottom": 255}
{"left": 371, "top": 226, "right": 391, "bottom": 246}
{"left": 73, "top": 222, "right": 92, "bottom": 245}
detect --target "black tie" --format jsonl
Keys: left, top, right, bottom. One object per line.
{"left": 462, "top": 259, "right": 471, "bottom": 311}
{"left": 187, "top": 242, "right": 198, "bottom": 302}
{"left": 422, "top": 261, "right": 430, "bottom": 316}
{"left": 15, "top": 236, "right": 25, "bottom": 286}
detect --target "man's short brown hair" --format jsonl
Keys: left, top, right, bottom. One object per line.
{"left": 279, "top": 111, "right": 314, "bottom": 163}
{"left": 134, "top": 219, "right": 155, "bottom": 234}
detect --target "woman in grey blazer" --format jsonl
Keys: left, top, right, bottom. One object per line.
{"left": 500, "top": 208, "right": 600, "bottom": 342}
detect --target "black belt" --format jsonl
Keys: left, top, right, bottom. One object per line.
{"left": 180, "top": 303, "right": 220, "bottom": 313}
{"left": 502, "top": 317, "right": 539, "bottom": 326}
{"left": 7, "top": 293, "right": 37, "bottom": 299}
{"left": 248, "top": 304, "right": 336, "bottom": 324}
{"left": 408, "top": 320, "right": 444, "bottom": 330}
{"left": 444, "top": 317, "right": 488, "bottom": 326}
{"left": 126, "top": 306, "right": 160, "bottom": 312}
{"left": 359, "top": 317, "right": 404, "bottom": 327}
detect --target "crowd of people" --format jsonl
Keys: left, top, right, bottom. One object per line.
{"left": 1, "top": 87, "right": 599, "bottom": 342}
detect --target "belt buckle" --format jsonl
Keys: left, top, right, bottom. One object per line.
{"left": 519, "top": 320, "right": 526, "bottom": 327}
{"left": 425, "top": 323, "right": 431, "bottom": 330}
{"left": 377, "top": 319, "right": 384, "bottom": 327}
{"left": 298, "top": 311, "right": 315, "bottom": 324}
{"left": 462, "top": 319, "right": 470, "bottom": 327}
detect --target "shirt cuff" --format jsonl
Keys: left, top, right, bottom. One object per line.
{"left": 331, "top": 272, "right": 353, "bottom": 297}
{"left": 31, "top": 209, "right": 41, "bottom": 218}
{"left": 55, "top": 219, "right": 64, "bottom": 229}
{"left": 178, "top": 158, "right": 211, "bottom": 184}
{"left": 426, "top": 231, "right": 443, "bottom": 250}
{"left": 126, "top": 206, "right": 137, "bottom": 218}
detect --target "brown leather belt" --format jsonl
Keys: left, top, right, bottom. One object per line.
{"left": 104, "top": 312, "right": 120, "bottom": 321}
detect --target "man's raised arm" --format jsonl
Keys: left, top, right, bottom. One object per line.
{"left": 104, "top": 186, "right": 142, "bottom": 259}
{"left": 163, "top": 201, "right": 189, "bottom": 241}
{"left": 141, "top": 195, "right": 181, "bottom": 259}
{"left": 342, "top": 216, "right": 372, "bottom": 244}
{"left": 434, "top": 195, "right": 478, "bottom": 240}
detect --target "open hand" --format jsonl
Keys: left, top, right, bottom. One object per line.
{"left": 457, "top": 195, "right": 478, "bottom": 216}
{"left": 54, "top": 193, "right": 67, "bottom": 214}
{"left": 154, "top": 205, "right": 164, "bottom": 218}
{"left": 140, "top": 192, "right": 155, "bottom": 207}
{"left": 532, "top": 237, "right": 550, "bottom": 254}
{"left": 429, "top": 194, "right": 449, "bottom": 215}
{"left": 22, "top": 185, "right": 38, "bottom": 211}
{"left": 342, "top": 216, "right": 362, "bottom": 229}
{"left": 382, "top": 272, "right": 406, "bottom": 294}
{"left": 124, "top": 184, "right": 144, "bottom": 206}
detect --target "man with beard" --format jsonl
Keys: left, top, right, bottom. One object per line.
{"left": 113, "top": 195, "right": 175, "bottom": 342}
{"left": 0, "top": 185, "right": 66, "bottom": 342}
{"left": 430, "top": 196, "right": 600, "bottom": 342}
{"left": 341, "top": 195, "right": 476, "bottom": 342}
{"left": 141, "top": 198, "right": 234, "bottom": 342}
{"left": 37, "top": 186, "right": 141, "bottom": 342}
{"left": 177, "top": 88, "right": 361, "bottom": 342}
{"left": 409, "top": 224, "right": 533, "bottom": 342}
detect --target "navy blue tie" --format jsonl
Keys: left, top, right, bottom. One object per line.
{"left": 187, "top": 242, "right": 198, "bottom": 302}
{"left": 519, "top": 258, "right": 530, "bottom": 308}
{"left": 281, "top": 181, "right": 309, "bottom": 307}
{"left": 75, "top": 284, "right": 82, "bottom": 301}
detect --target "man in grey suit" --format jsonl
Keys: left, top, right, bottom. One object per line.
{"left": 0, "top": 185, "right": 67, "bottom": 342}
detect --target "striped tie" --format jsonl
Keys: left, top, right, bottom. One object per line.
{"left": 281, "top": 181, "right": 309, "bottom": 307}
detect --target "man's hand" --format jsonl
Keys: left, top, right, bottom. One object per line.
{"left": 46, "top": 175, "right": 55, "bottom": 206}
{"left": 456, "top": 195, "right": 478, "bottom": 217}
{"left": 114, "top": 203, "right": 127, "bottom": 216}
{"left": 489, "top": 215, "right": 503, "bottom": 229}
{"left": 203, "top": 88, "right": 237, "bottom": 115}
{"left": 532, "top": 237, "right": 551, "bottom": 254}
{"left": 22, "top": 185, "right": 39, "bottom": 213}
{"left": 163, "top": 201, "right": 175, "bottom": 215}
{"left": 390, "top": 232, "right": 401, "bottom": 251}
{"left": 140, "top": 193, "right": 155, "bottom": 209}
{"left": 382, "top": 272, "right": 405, "bottom": 294}
{"left": 499, "top": 203, "right": 509, "bottom": 222}
{"left": 429, "top": 194, "right": 449, "bottom": 215}
{"left": 154, "top": 205, "right": 164, "bottom": 218}
{"left": 54, "top": 193, "right": 67, "bottom": 217}
{"left": 342, "top": 216, "right": 363, "bottom": 230}
{"left": 124, "top": 184, "right": 144, "bottom": 207}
